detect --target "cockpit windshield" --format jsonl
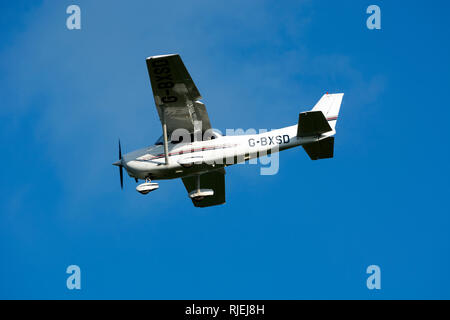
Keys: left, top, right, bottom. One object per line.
{"left": 154, "top": 135, "right": 164, "bottom": 145}
{"left": 154, "top": 130, "right": 223, "bottom": 146}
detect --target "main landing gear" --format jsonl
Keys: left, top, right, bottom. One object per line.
{"left": 188, "top": 175, "right": 214, "bottom": 202}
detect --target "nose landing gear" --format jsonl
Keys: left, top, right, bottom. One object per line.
{"left": 136, "top": 178, "right": 159, "bottom": 195}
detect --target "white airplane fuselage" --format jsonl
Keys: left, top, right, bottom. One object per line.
{"left": 115, "top": 53, "right": 343, "bottom": 206}
{"left": 121, "top": 124, "right": 335, "bottom": 181}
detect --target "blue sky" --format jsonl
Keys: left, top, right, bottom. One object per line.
{"left": 1, "top": 0, "right": 449, "bottom": 299}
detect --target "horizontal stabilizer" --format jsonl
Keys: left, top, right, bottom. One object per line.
{"left": 297, "top": 111, "right": 332, "bottom": 137}
{"left": 303, "top": 137, "right": 334, "bottom": 160}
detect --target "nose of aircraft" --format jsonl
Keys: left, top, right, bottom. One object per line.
{"left": 113, "top": 155, "right": 133, "bottom": 171}
{"left": 112, "top": 157, "right": 130, "bottom": 170}
{"left": 112, "top": 160, "right": 122, "bottom": 167}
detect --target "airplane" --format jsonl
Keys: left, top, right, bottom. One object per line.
{"left": 113, "top": 54, "right": 344, "bottom": 208}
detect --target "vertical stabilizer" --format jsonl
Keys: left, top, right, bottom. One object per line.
{"left": 312, "top": 93, "right": 344, "bottom": 130}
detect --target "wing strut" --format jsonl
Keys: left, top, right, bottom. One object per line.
{"left": 161, "top": 107, "right": 169, "bottom": 165}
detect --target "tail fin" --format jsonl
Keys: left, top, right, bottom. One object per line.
{"left": 300, "top": 93, "right": 344, "bottom": 160}
{"left": 312, "top": 93, "right": 344, "bottom": 130}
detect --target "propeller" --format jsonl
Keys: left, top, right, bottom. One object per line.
{"left": 113, "top": 139, "right": 124, "bottom": 189}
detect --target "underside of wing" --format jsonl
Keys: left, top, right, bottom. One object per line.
{"left": 182, "top": 169, "right": 226, "bottom": 208}
{"left": 146, "top": 54, "right": 212, "bottom": 139}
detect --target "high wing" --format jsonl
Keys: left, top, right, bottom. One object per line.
{"left": 182, "top": 169, "right": 226, "bottom": 208}
{"left": 146, "top": 54, "right": 212, "bottom": 139}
